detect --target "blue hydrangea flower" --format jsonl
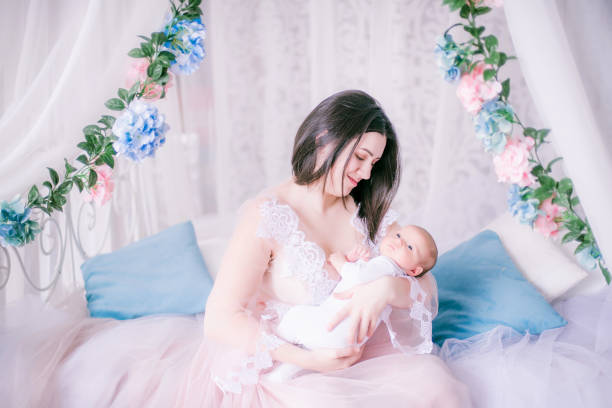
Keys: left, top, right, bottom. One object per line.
{"left": 112, "top": 100, "right": 169, "bottom": 162}
{"left": 507, "top": 184, "right": 540, "bottom": 226}
{"left": 435, "top": 34, "right": 462, "bottom": 83}
{"left": 0, "top": 195, "right": 41, "bottom": 247}
{"left": 576, "top": 246, "right": 600, "bottom": 271}
{"left": 474, "top": 99, "right": 514, "bottom": 154}
{"left": 163, "top": 18, "right": 206, "bottom": 75}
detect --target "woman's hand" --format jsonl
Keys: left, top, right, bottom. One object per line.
{"left": 327, "top": 276, "right": 393, "bottom": 344}
{"left": 302, "top": 345, "right": 365, "bottom": 373}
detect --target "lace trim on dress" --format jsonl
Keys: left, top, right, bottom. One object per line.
{"left": 402, "top": 276, "right": 434, "bottom": 353}
{"left": 213, "top": 329, "right": 285, "bottom": 395}
{"left": 256, "top": 199, "right": 337, "bottom": 305}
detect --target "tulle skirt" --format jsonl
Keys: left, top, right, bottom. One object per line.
{"left": 2, "top": 284, "right": 611, "bottom": 408}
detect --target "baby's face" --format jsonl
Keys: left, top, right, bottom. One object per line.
{"left": 380, "top": 225, "right": 434, "bottom": 277}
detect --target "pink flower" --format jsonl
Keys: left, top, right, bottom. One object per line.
{"left": 534, "top": 197, "right": 563, "bottom": 238}
{"left": 456, "top": 63, "right": 502, "bottom": 114}
{"left": 125, "top": 60, "right": 173, "bottom": 101}
{"left": 84, "top": 165, "right": 114, "bottom": 206}
{"left": 493, "top": 137, "right": 536, "bottom": 187}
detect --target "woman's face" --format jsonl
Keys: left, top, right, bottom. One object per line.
{"left": 324, "top": 131, "right": 387, "bottom": 197}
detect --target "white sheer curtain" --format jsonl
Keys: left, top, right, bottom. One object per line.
{"left": 1, "top": 0, "right": 608, "bottom": 303}
{"left": 504, "top": 0, "right": 612, "bottom": 290}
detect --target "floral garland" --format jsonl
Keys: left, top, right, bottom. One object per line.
{"left": 437, "top": 0, "right": 609, "bottom": 283}
{"left": 0, "top": 0, "right": 206, "bottom": 248}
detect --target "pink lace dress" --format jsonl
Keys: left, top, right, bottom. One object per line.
{"left": 174, "top": 197, "right": 471, "bottom": 407}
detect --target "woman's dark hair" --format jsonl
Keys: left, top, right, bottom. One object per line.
{"left": 291, "top": 90, "right": 401, "bottom": 243}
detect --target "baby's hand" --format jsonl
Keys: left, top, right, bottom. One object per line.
{"left": 346, "top": 245, "right": 371, "bottom": 262}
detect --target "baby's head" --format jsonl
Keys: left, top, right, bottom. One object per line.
{"left": 380, "top": 225, "right": 438, "bottom": 277}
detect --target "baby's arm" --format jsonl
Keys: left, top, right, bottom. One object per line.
{"left": 346, "top": 245, "right": 371, "bottom": 262}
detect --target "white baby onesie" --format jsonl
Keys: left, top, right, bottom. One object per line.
{"left": 267, "top": 256, "right": 405, "bottom": 382}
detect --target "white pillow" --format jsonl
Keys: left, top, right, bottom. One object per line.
{"left": 485, "top": 212, "right": 587, "bottom": 301}
{"left": 192, "top": 213, "right": 235, "bottom": 280}
{"left": 197, "top": 237, "right": 230, "bottom": 280}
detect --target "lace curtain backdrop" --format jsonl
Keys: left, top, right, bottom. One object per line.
{"left": 0, "top": 0, "right": 610, "bottom": 305}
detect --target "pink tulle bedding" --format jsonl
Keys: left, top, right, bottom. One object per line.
{"left": 1, "top": 283, "right": 611, "bottom": 407}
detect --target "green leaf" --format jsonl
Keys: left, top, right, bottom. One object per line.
{"left": 105, "top": 144, "right": 116, "bottom": 156}
{"left": 575, "top": 242, "right": 590, "bottom": 255}
{"left": 94, "top": 156, "right": 105, "bottom": 166}
{"left": 105, "top": 98, "right": 125, "bottom": 111}
{"left": 128, "top": 48, "right": 146, "bottom": 58}
{"left": 102, "top": 153, "right": 115, "bottom": 169}
{"left": 488, "top": 50, "right": 500, "bottom": 65}
{"left": 76, "top": 154, "right": 89, "bottom": 165}
{"left": 537, "top": 128, "right": 551, "bottom": 143}
{"left": 538, "top": 175, "right": 555, "bottom": 190}
{"left": 151, "top": 32, "right": 167, "bottom": 46}
{"left": 83, "top": 124, "right": 102, "bottom": 136}
{"left": 484, "top": 35, "right": 498, "bottom": 52}
{"left": 127, "top": 81, "right": 140, "bottom": 102}
{"left": 533, "top": 186, "right": 553, "bottom": 202}
{"left": 42, "top": 181, "right": 53, "bottom": 191}
{"left": 157, "top": 57, "right": 171, "bottom": 68}
{"left": 565, "top": 218, "right": 586, "bottom": 234}
{"left": 137, "top": 35, "right": 151, "bottom": 42}
{"left": 501, "top": 78, "right": 510, "bottom": 99}
{"left": 149, "top": 62, "right": 164, "bottom": 80}
{"left": 557, "top": 178, "right": 573, "bottom": 195}
{"left": 473, "top": 6, "right": 491, "bottom": 16}
{"left": 523, "top": 127, "right": 537, "bottom": 137}
{"left": 570, "top": 196, "right": 580, "bottom": 207}
{"left": 74, "top": 177, "right": 84, "bottom": 193}
{"left": 88, "top": 169, "right": 98, "bottom": 188}
{"left": 463, "top": 25, "right": 476, "bottom": 36}
{"left": 476, "top": 26, "right": 485, "bottom": 36}
{"left": 98, "top": 115, "right": 116, "bottom": 128}
{"left": 459, "top": 4, "right": 470, "bottom": 18}
{"left": 553, "top": 194, "right": 570, "bottom": 209}
{"left": 65, "top": 159, "right": 77, "bottom": 176}
{"left": 483, "top": 69, "right": 496, "bottom": 81}
{"left": 158, "top": 50, "right": 176, "bottom": 63}
{"left": 498, "top": 52, "right": 508, "bottom": 67}
{"left": 85, "top": 133, "right": 97, "bottom": 148}
{"left": 57, "top": 180, "right": 73, "bottom": 195}
{"left": 562, "top": 231, "right": 581, "bottom": 244}
{"left": 118, "top": 88, "right": 128, "bottom": 101}
{"left": 48, "top": 167, "right": 59, "bottom": 186}
{"left": 546, "top": 157, "right": 563, "bottom": 172}
{"left": 530, "top": 164, "right": 545, "bottom": 178}
{"left": 141, "top": 42, "right": 154, "bottom": 57}
{"left": 28, "top": 185, "right": 40, "bottom": 204}
{"left": 449, "top": 0, "right": 465, "bottom": 11}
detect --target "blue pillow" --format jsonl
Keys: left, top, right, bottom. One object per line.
{"left": 431, "top": 230, "right": 567, "bottom": 346}
{"left": 81, "top": 221, "right": 213, "bottom": 319}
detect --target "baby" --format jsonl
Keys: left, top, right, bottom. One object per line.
{"left": 267, "top": 224, "right": 438, "bottom": 382}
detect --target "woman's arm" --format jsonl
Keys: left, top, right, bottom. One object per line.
{"left": 203, "top": 199, "right": 273, "bottom": 353}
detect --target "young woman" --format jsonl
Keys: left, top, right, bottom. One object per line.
{"left": 175, "top": 90, "right": 471, "bottom": 407}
